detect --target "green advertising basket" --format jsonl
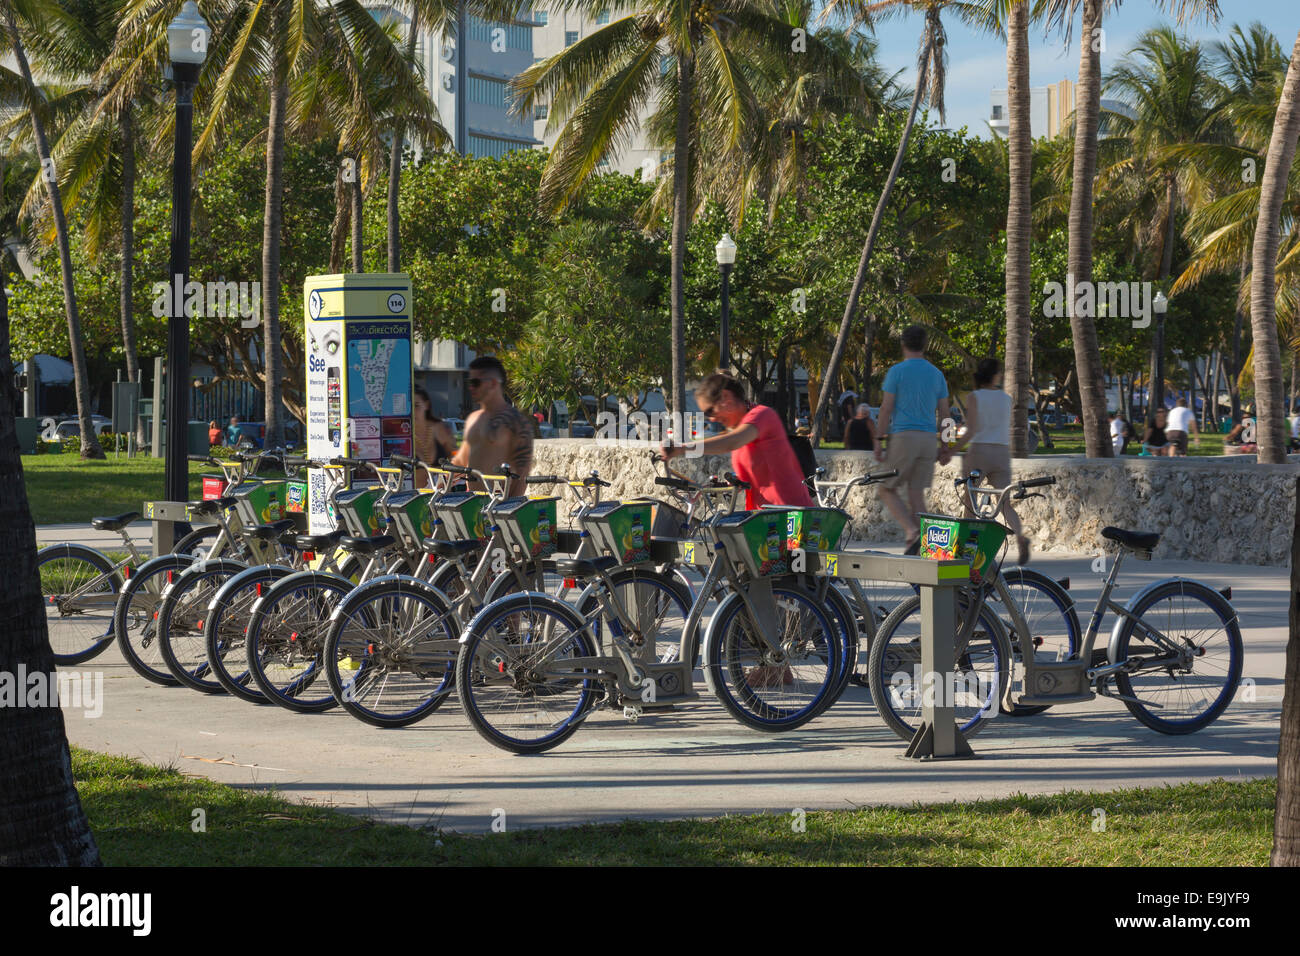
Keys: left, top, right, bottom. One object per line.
{"left": 430, "top": 491, "right": 491, "bottom": 542}
{"left": 385, "top": 489, "right": 435, "bottom": 545}
{"left": 229, "top": 479, "right": 288, "bottom": 526}
{"left": 494, "top": 495, "right": 560, "bottom": 558}
{"left": 582, "top": 500, "right": 654, "bottom": 565}
{"left": 918, "top": 513, "right": 1010, "bottom": 585}
{"left": 707, "top": 509, "right": 791, "bottom": 577}
{"left": 335, "top": 486, "right": 383, "bottom": 537}
{"left": 776, "top": 505, "right": 849, "bottom": 552}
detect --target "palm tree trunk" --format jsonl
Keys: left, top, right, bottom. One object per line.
{"left": 350, "top": 153, "right": 363, "bottom": 273}
{"left": 1267, "top": 31, "right": 1300, "bottom": 867}
{"left": 3, "top": 8, "right": 103, "bottom": 459}
{"left": 1251, "top": 30, "right": 1300, "bottom": 468}
{"left": 1065, "top": 0, "right": 1110, "bottom": 457}
{"left": 119, "top": 109, "right": 146, "bottom": 448}
{"left": 388, "top": 9, "right": 420, "bottom": 273}
{"left": 810, "top": 36, "right": 931, "bottom": 445}
{"left": 1004, "top": 0, "right": 1032, "bottom": 458}
{"left": 668, "top": 49, "right": 693, "bottom": 420}
{"left": 262, "top": 12, "right": 289, "bottom": 449}
{"left": 330, "top": 164, "right": 350, "bottom": 273}
{"left": 0, "top": 302, "right": 100, "bottom": 863}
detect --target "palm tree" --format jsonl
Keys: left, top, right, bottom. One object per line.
{"left": 1041, "top": 0, "right": 1219, "bottom": 457}
{"left": 2, "top": 0, "right": 104, "bottom": 458}
{"left": 9, "top": 0, "right": 155, "bottom": 446}
{"left": 1252, "top": 30, "right": 1300, "bottom": 470}
{"left": 109, "top": 1, "right": 427, "bottom": 446}
{"left": 512, "top": 0, "right": 863, "bottom": 420}
{"left": 808, "top": 0, "right": 988, "bottom": 445}
{"left": 1101, "top": 26, "right": 1225, "bottom": 410}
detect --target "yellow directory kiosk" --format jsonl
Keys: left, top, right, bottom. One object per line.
{"left": 303, "top": 273, "right": 414, "bottom": 532}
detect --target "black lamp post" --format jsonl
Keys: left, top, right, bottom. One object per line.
{"left": 163, "top": 2, "right": 209, "bottom": 508}
{"left": 715, "top": 233, "right": 736, "bottom": 372}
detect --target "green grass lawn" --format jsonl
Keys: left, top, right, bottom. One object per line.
{"left": 73, "top": 749, "right": 1273, "bottom": 866}
{"left": 1026, "top": 426, "right": 1228, "bottom": 457}
{"left": 21, "top": 455, "right": 208, "bottom": 525}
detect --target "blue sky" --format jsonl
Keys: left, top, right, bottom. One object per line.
{"left": 859, "top": 1, "right": 1299, "bottom": 137}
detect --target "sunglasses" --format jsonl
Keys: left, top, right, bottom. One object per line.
{"left": 468, "top": 377, "right": 498, "bottom": 388}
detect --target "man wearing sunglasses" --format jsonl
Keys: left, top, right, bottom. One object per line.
{"left": 660, "top": 372, "right": 812, "bottom": 509}
{"left": 452, "top": 356, "right": 533, "bottom": 496}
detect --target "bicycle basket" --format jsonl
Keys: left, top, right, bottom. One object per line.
{"left": 776, "top": 505, "right": 849, "bottom": 552}
{"left": 229, "top": 479, "right": 288, "bottom": 525}
{"left": 494, "top": 495, "right": 560, "bottom": 558}
{"left": 285, "top": 479, "right": 307, "bottom": 514}
{"left": 707, "top": 509, "right": 792, "bottom": 577}
{"left": 917, "top": 514, "right": 1010, "bottom": 585}
{"left": 385, "top": 489, "right": 435, "bottom": 544}
{"left": 582, "top": 500, "right": 654, "bottom": 565}
{"left": 430, "top": 491, "right": 490, "bottom": 542}
{"left": 335, "top": 485, "right": 383, "bottom": 537}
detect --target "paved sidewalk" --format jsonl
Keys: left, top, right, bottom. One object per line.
{"left": 60, "top": 547, "right": 1283, "bottom": 834}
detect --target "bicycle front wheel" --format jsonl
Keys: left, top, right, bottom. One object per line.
{"left": 1112, "top": 580, "right": 1243, "bottom": 734}
{"left": 38, "top": 544, "right": 120, "bottom": 665}
{"left": 455, "top": 592, "right": 599, "bottom": 754}
{"left": 245, "top": 571, "right": 353, "bottom": 713}
{"left": 324, "top": 577, "right": 458, "bottom": 728}
{"left": 993, "top": 568, "right": 1081, "bottom": 716}
{"left": 156, "top": 559, "right": 248, "bottom": 692}
{"left": 703, "top": 586, "right": 841, "bottom": 732}
{"left": 203, "top": 565, "right": 295, "bottom": 703}
{"left": 114, "top": 555, "right": 195, "bottom": 686}
{"left": 866, "top": 594, "right": 1011, "bottom": 741}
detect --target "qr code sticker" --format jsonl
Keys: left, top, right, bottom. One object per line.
{"left": 308, "top": 470, "right": 336, "bottom": 530}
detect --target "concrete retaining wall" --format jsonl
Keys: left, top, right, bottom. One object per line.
{"left": 533, "top": 439, "right": 1299, "bottom": 567}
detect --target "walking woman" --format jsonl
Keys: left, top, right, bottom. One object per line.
{"left": 950, "top": 358, "right": 1031, "bottom": 565}
{"left": 412, "top": 385, "right": 458, "bottom": 487}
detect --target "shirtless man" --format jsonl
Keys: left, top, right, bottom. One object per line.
{"left": 452, "top": 355, "right": 534, "bottom": 496}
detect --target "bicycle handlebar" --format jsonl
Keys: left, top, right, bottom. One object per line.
{"left": 526, "top": 475, "right": 563, "bottom": 485}
{"left": 1018, "top": 476, "right": 1056, "bottom": 489}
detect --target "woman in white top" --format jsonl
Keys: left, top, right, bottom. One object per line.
{"left": 952, "top": 358, "right": 1030, "bottom": 565}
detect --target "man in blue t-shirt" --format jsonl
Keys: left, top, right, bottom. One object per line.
{"left": 873, "top": 325, "right": 952, "bottom": 553}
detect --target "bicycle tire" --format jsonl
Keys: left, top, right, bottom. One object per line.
{"left": 38, "top": 544, "right": 121, "bottom": 665}
{"left": 174, "top": 525, "right": 221, "bottom": 557}
{"left": 245, "top": 570, "right": 354, "bottom": 712}
{"left": 324, "top": 576, "right": 458, "bottom": 728}
{"left": 1112, "top": 579, "right": 1243, "bottom": 734}
{"left": 156, "top": 558, "right": 248, "bottom": 692}
{"left": 702, "top": 585, "right": 841, "bottom": 732}
{"left": 455, "top": 591, "right": 599, "bottom": 754}
{"left": 203, "top": 564, "right": 296, "bottom": 703}
{"left": 866, "top": 593, "right": 1011, "bottom": 742}
{"left": 574, "top": 566, "right": 693, "bottom": 666}
{"left": 113, "top": 554, "right": 196, "bottom": 686}
{"left": 994, "top": 568, "right": 1081, "bottom": 716}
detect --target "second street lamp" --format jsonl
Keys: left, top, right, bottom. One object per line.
{"left": 715, "top": 233, "right": 736, "bottom": 373}
{"left": 163, "top": 1, "right": 209, "bottom": 515}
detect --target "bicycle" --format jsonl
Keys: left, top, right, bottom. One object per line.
{"left": 867, "top": 473, "right": 1243, "bottom": 739}
{"left": 454, "top": 478, "right": 842, "bottom": 754}
{"left": 36, "top": 453, "right": 256, "bottom": 666}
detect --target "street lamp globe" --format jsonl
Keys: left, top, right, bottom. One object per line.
{"left": 715, "top": 233, "right": 737, "bottom": 266}
{"left": 168, "top": 1, "right": 210, "bottom": 67}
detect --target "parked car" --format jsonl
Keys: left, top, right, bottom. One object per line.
{"left": 570, "top": 421, "right": 596, "bottom": 438}
{"left": 54, "top": 416, "right": 113, "bottom": 440}
{"left": 442, "top": 417, "right": 466, "bottom": 440}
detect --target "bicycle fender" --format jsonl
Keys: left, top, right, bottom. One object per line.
{"left": 700, "top": 590, "right": 745, "bottom": 666}
{"left": 204, "top": 563, "right": 295, "bottom": 617}
{"left": 1105, "top": 577, "right": 1233, "bottom": 664}
{"left": 458, "top": 590, "right": 582, "bottom": 644}
{"left": 328, "top": 574, "right": 453, "bottom": 625}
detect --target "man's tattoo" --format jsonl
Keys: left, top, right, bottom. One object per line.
{"left": 486, "top": 407, "right": 534, "bottom": 473}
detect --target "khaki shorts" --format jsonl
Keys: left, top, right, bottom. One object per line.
{"left": 883, "top": 430, "right": 937, "bottom": 491}
{"left": 1167, "top": 430, "right": 1187, "bottom": 455}
{"left": 962, "top": 442, "right": 1011, "bottom": 489}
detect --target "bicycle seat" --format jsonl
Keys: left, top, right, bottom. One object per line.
{"left": 188, "top": 497, "right": 236, "bottom": 516}
{"left": 90, "top": 512, "right": 140, "bottom": 531}
{"left": 243, "top": 519, "right": 297, "bottom": 541}
{"left": 546, "top": 555, "right": 620, "bottom": 579}
{"left": 293, "top": 529, "right": 345, "bottom": 552}
{"left": 1101, "top": 527, "right": 1160, "bottom": 552}
{"left": 339, "top": 534, "right": 396, "bottom": 555}
{"left": 423, "top": 538, "right": 483, "bottom": 558}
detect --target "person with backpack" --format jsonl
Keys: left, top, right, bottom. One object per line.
{"left": 660, "top": 372, "right": 812, "bottom": 509}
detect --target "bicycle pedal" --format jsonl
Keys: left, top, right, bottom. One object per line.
{"left": 622, "top": 705, "right": 643, "bottom": 722}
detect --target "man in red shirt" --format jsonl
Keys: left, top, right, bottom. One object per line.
{"left": 660, "top": 373, "right": 812, "bottom": 508}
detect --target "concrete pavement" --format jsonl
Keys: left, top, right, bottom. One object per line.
{"left": 57, "top": 545, "right": 1284, "bottom": 834}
